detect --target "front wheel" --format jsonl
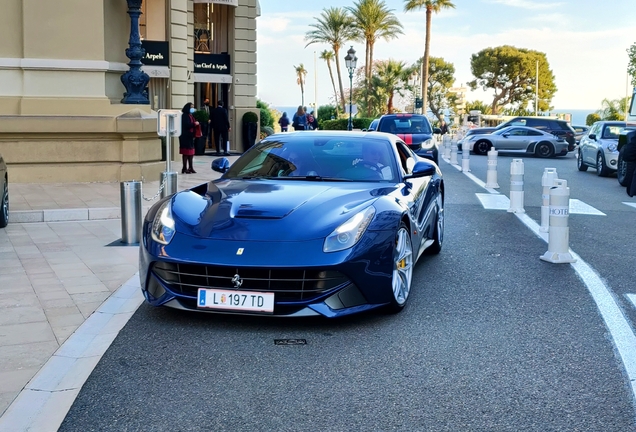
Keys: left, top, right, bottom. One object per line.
{"left": 387, "top": 223, "right": 414, "bottom": 314}
{"left": 577, "top": 150, "right": 588, "bottom": 171}
{"left": 535, "top": 141, "right": 554, "bottom": 158}
{"left": 473, "top": 140, "right": 491, "bottom": 156}
{"left": 617, "top": 152, "right": 636, "bottom": 187}
{"left": 0, "top": 177, "right": 8, "bottom": 228}
{"left": 596, "top": 153, "right": 610, "bottom": 177}
{"left": 426, "top": 193, "right": 444, "bottom": 255}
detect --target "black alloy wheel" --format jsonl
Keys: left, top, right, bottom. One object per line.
{"left": 617, "top": 151, "right": 636, "bottom": 187}
{"left": 534, "top": 141, "right": 554, "bottom": 158}
{"left": 577, "top": 150, "right": 588, "bottom": 172}
{"left": 473, "top": 140, "right": 491, "bottom": 156}
{"left": 596, "top": 152, "right": 610, "bottom": 177}
{"left": 0, "top": 177, "right": 8, "bottom": 228}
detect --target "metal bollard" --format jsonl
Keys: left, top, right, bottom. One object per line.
{"left": 120, "top": 180, "right": 142, "bottom": 244}
{"left": 160, "top": 171, "right": 178, "bottom": 199}
{"left": 540, "top": 179, "right": 576, "bottom": 264}
{"left": 443, "top": 135, "right": 452, "bottom": 160}
{"left": 461, "top": 140, "right": 470, "bottom": 172}
{"left": 450, "top": 139, "right": 458, "bottom": 165}
{"left": 485, "top": 149, "right": 500, "bottom": 189}
{"left": 507, "top": 159, "right": 525, "bottom": 213}
{"left": 540, "top": 168, "right": 559, "bottom": 232}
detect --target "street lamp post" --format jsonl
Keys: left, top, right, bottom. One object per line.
{"left": 344, "top": 46, "right": 357, "bottom": 131}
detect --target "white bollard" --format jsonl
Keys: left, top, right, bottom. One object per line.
{"left": 450, "top": 139, "right": 458, "bottom": 165}
{"left": 507, "top": 159, "right": 525, "bottom": 213}
{"left": 540, "top": 168, "right": 559, "bottom": 232}
{"left": 485, "top": 149, "right": 500, "bottom": 189}
{"left": 540, "top": 179, "right": 576, "bottom": 264}
{"left": 443, "top": 135, "right": 452, "bottom": 160}
{"left": 461, "top": 140, "right": 470, "bottom": 172}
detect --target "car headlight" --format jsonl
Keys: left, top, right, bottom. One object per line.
{"left": 151, "top": 200, "right": 176, "bottom": 245}
{"left": 607, "top": 143, "right": 617, "bottom": 152}
{"left": 323, "top": 206, "right": 376, "bottom": 253}
{"left": 420, "top": 138, "right": 435, "bottom": 149}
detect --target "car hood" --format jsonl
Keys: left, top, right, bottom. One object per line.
{"left": 169, "top": 179, "right": 387, "bottom": 241}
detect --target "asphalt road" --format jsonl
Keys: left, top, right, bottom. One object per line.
{"left": 60, "top": 150, "right": 636, "bottom": 432}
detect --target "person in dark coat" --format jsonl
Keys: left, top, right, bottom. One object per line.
{"left": 278, "top": 112, "right": 290, "bottom": 132}
{"left": 211, "top": 100, "right": 231, "bottom": 156}
{"left": 179, "top": 102, "right": 199, "bottom": 174}
{"left": 439, "top": 120, "right": 449, "bottom": 135}
{"left": 202, "top": 98, "right": 213, "bottom": 149}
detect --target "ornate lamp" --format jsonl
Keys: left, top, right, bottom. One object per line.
{"left": 121, "top": 0, "right": 150, "bottom": 104}
{"left": 344, "top": 46, "right": 357, "bottom": 131}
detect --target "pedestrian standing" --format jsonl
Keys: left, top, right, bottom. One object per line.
{"left": 179, "top": 102, "right": 199, "bottom": 174}
{"left": 211, "top": 100, "right": 231, "bottom": 156}
{"left": 439, "top": 120, "right": 449, "bottom": 135}
{"left": 278, "top": 112, "right": 290, "bottom": 132}
{"left": 202, "top": 98, "right": 213, "bottom": 149}
{"left": 292, "top": 106, "right": 306, "bottom": 131}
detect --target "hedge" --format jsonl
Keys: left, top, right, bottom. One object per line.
{"left": 320, "top": 118, "right": 374, "bottom": 131}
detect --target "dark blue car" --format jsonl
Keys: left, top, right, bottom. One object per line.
{"left": 139, "top": 131, "right": 444, "bottom": 318}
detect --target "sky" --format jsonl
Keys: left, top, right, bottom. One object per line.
{"left": 255, "top": 0, "right": 636, "bottom": 112}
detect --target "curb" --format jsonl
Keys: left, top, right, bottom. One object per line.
{"left": 10, "top": 206, "right": 152, "bottom": 223}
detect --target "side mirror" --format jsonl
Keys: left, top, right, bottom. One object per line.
{"left": 433, "top": 127, "right": 442, "bottom": 134}
{"left": 404, "top": 160, "right": 436, "bottom": 180}
{"left": 211, "top": 157, "right": 230, "bottom": 173}
{"left": 502, "top": 133, "right": 509, "bottom": 138}
{"left": 589, "top": 133, "right": 596, "bottom": 140}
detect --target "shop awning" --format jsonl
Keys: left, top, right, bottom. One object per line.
{"left": 193, "top": 0, "right": 238, "bottom": 6}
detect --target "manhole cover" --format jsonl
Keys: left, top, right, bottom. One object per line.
{"left": 274, "top": 339, "right": 307, "bottom": 346}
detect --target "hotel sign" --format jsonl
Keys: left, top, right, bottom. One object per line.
{"left": 194, "top": 53, "right": 231, "bottom": 75}
{"left": 193, "top": 0, "right": 238, "bottom": 6}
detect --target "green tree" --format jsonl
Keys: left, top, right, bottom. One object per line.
{"left": 465, "top": 100, "right": 492, "bottom": 115}
{"left": 628, "top": 42, "right": 636, "bottom": 87}
{"left": 403, "top": 0, "right": 456, "bottom": 115}
{"left": 586, "top": 113, "right": 601, "bottom": 126}
{"left": 425, "top": 56, "right": 456, "bottom": 123}
{"left": 596, "top": 97, "right": 629, "bottom": 120}
{"left": 317, "top": 104, "right": 338, "bottom": 126}
{"left": 320, "top": 50, "right": 340, "bottom": 111}
{"left": 374, "top": 59, "right": 412, "bottom": 113}
{"left": 348, "top": 0, "right": 403, "bottom": 115}
{"left": 256, "top": 99, "right": 274, "bottom": 129}
{"left": 468, "top": 45, "right": 557, "bottom": 115}
{"left": 294, "top": 64, "right": 308, "bottom": 107}
{"left": 305, "top": 7, "right": 357, "bottom": 113}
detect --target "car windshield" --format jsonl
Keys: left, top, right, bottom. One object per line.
{"left": 379, "top": 116, "right": 432, "bottom": 134}
{"left": 224, "top": 136, "right": 398, "bottom": 182}
{"left": 602, "top": 125, "right": 626, "bottom": 139}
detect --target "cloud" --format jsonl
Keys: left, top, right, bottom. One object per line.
{"left": 258, "top": 17, "right": 291, "bottom": 33}
{"left": 484, "top": 0, "right": 561, "bottom": 9}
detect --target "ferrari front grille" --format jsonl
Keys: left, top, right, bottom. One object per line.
{"left": 151, "top": 262, "right": 349, "bottom": 301}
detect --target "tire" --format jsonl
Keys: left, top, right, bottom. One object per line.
{"left": 617, "top": 151, "right": 636, "bottom": 187}
{"left": 426, "top": 193, "right": 444, "bottom": 255}
{"left": 473, "top": 140, "right": 491, "bottom": 156}
{"left": 0, "top": 177, "right": 8, "bottom": 228}
{"left": 535, "top": 141, "right": 554, "bottom": 158}
{"left": 596, "top": 152, "right": 610, "bottom": 177}
{"left": 577, "top": 150, "right": 588, "bottom": 172}
{"left": 387, "top": 223, "right": 414, "bottom": 314}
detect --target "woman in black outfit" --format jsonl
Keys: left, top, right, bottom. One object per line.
{"left": 179, "top": 102, "right": 199, "bottom": 173}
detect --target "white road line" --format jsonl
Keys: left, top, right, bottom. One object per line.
{"left": 569, "top": 199, "right": 605, "bottom": 215}
{"left": 476, "top": 193, "right": 510, "bottom": 210}
{"left": 623, "top": 202, "right": 636, "bottom": 209}
{"left": 448, "top": 158, "right": 636, "bottom": 402}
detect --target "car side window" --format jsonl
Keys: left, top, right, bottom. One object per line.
{"left": 525, "top": 119, "right": 540, "bottom": 128}
{"left": 528, "top": 129, "right": 543, "bottom": 136}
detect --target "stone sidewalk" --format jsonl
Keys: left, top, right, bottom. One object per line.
{"left": 0, "top": 154, "right": 237, "bottom": 421}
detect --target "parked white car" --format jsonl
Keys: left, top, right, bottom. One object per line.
{"left": 577, "top": 121, "right": 626, "bottom": 177}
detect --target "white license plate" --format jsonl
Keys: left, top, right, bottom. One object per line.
{"left": 197, "top": 288, "right": 275, "bottom": 313}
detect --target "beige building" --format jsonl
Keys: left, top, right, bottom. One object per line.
{"left": 0, "top": 0, "right": 259, "bottom": 183}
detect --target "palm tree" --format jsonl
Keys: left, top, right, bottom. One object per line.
{"left": 305, "top": 7, "right": 357, "bottom": 113}
{"left": 320, "top": 50, "right": 340, "bottom": 111}
{"left": 374, "top": 59, "right": 411, "bottom": 113}
{"left": 348, "top": 0, "right": 403, "bottom": 116}
{"left": 403, "top": 0, "right": 456, "bottom": 116}
{"left": 596, "top": 97, "right": 629, "bottom": 120}
{"left": 294, "top": 64, "right": 308, "bottom": 107}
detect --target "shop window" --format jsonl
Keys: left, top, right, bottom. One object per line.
{"left": 140, "top": 0, "right": 167, "bottom": 41}
{"left": 194, "top": 3, "right": 229, "bottom": 54}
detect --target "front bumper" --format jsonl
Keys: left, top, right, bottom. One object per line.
{"left": 139, "top": 224, "right": 397, "bottom": 318}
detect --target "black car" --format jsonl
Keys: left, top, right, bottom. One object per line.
{"left": 497, "top": 117, "right": 576, "bottom": 151}
{"left": 372, "top": 114, "right": 441, "bottom": 164}
{"left": 0, "top": 153, "right": 8, "bottom": 228}
{"left": 617, "top": 128, "right": 636, "bottom": 187}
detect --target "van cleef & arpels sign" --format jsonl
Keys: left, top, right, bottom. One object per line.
{"left": 194, "top": 53, "right": 231, "bottom": 74}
